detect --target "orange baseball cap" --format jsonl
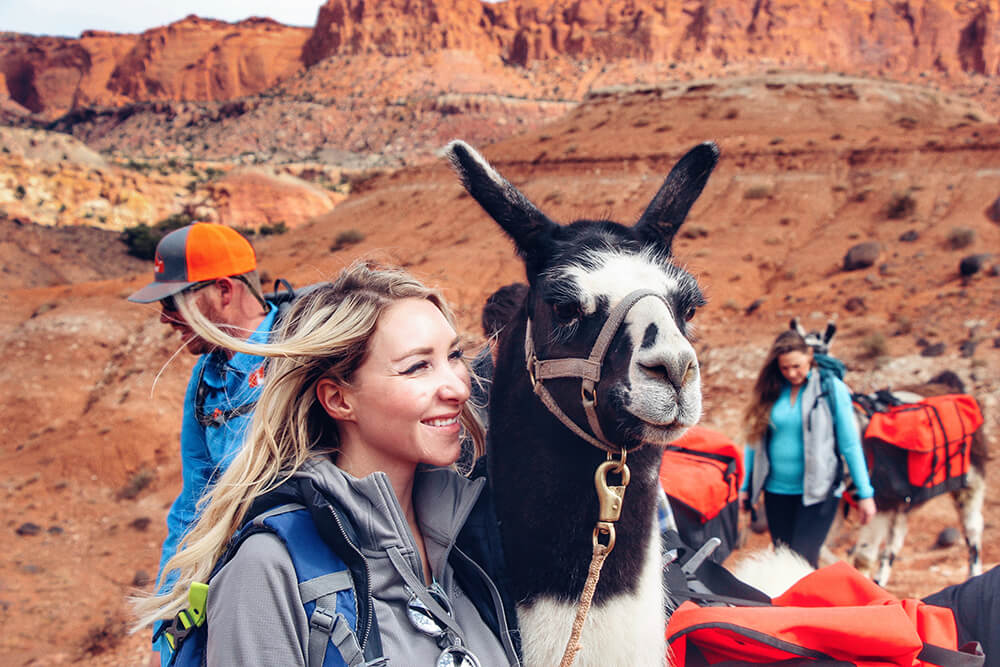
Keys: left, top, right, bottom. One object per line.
{"left": 127, "top": 223, "right": 257, "bottom": 303}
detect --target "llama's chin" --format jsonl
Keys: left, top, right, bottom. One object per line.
{"left": 640, "top": 421, "right": 695, "bottom": 447}
{"left": 612, "top": 383, "right": 701, "bottom": 446}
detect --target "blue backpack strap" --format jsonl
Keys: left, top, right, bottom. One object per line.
{"left": 256, "top": 506, "right": 364, "bottom": 667}
{"left": 162, "top": 488, "right": 385, "bottom": 667}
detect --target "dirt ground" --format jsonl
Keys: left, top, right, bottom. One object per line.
{"left": 1, "top": 72, "right": 998, "bottom": 664}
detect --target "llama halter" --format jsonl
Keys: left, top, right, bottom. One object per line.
{"left": 524, "top": 288, "right": 663, "bottom": 665}
{"left": 524, "top": 288, "right": 666, "bottom": 453}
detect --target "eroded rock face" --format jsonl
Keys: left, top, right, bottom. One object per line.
{"left": 4, "top": 0, "right": 1000, "bottom": 118}
{"left": 0, "top": 16, "right": 310, "bottom": 118}
{"left": 105, "top": 17, "right": 309, "bottom": 103}
{"left": 302, "top": 0, "right": 497, "bottom": 65}
{"left": 303, "top": 0, "right": 1000, "bottom": 73}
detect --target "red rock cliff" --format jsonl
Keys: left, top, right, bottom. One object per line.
{"left": 1, "top": 15, "right": 310, "bottom": 118}
{"left": 3, "top": 0, "right": 1000, "bottom": 118}
{"left": 304, "top": 0, "right": 1000, "bottom": 74}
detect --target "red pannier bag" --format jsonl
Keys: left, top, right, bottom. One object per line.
{"left": 661, "top": 426, "right": 744, "bottom": 564}
{"left": 666, "top": 561, "right": 984, "bottom": 666}
{"left": 862, "top": 394, "right": 983, "bottom": 504}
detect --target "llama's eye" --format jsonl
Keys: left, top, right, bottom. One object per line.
{"left": 552, "top": 301, "right": 582, "bottom": 324}
{"left": 684, "top": 306, "right": 697, "bottom": 322}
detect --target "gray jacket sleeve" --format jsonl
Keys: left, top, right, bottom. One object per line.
{"left": 206, "top": 532, "right": 309, "bottom": 667}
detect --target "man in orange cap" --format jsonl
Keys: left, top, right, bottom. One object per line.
{"left": 128, "top": 222, "right": 276, "bottom": 664}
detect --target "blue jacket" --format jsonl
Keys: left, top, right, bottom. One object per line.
{"left": 156, "top": 305, "right": 278, "bottom": 591}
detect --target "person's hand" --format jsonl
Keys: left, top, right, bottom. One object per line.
{"left": 857, "top": 497, "right": 877, "bottom": 525}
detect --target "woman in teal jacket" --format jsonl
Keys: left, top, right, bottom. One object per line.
{"left": 740, "top": 329, "right": 877, "bottom": 567}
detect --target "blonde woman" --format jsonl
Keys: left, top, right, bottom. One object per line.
{"left": 739, "top": 329, "right": 877, "bottom": 568}
{"left": 133, "top": 261, "right": 519, "bottom": 667}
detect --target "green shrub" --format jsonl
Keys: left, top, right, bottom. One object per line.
{"left": 886, "top": 191, "right": 916, "bottom": 219}
{"left": 744, "top": 184, "right": 772, "bottom": 200}
{"left": 119, "top": 466, "right": 155, "bottom": 500}
{"left": 680, "top": 224, "right": 709, "bottom": 239}
{"left": 259, "top": 221, "right": 288, "bottom": 236}
{"left": 946, "top": 227, "right": 975, "bottom": 250}
{"left": 859, "top": 332, "right": 888, "bottom": 359}
{"left": 331, "top": 229, "right": 365, "bottom": 251}
{"left": 120, "top": 213, "right": 193, "bottom": 259}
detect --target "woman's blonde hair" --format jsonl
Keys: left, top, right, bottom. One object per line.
{"left": 132, "top": 260, "right": 485, "bottom": 630}
{"left": 743, "top": 329, "right": 812, "bottom": 445}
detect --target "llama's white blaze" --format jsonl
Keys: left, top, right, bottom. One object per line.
{"left": 518, "top": 512, "right": 667, "bottom": 667}
{"left": 560, "top": 248, "right": 702, "bottom": 443}
{"left": 559, "top": 247, "right": 681, "bottom": 315}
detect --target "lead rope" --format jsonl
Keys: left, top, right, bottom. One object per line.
{"left": 559, "top": 451, "right": 631, "bottom": 667}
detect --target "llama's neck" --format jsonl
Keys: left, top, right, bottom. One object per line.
{"left": 488, "top": 322, "right": 666, "bottom": 664}
{"left": 516, "top": 522, "right": 668, "bottom": 666}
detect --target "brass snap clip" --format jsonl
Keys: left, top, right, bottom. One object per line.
{"left": 592, "top": 452, "right": 630, "bottom": 554}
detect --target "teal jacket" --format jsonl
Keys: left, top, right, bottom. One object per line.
{"left": 743, "top": 369, "right": 874, "bottom": 507}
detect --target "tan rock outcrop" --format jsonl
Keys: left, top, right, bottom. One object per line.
{"left": 201, "top": 167, "right": 339, "bottom": 230}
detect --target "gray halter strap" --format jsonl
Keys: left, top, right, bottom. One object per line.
{"left": 524, "top": 288, "right": 664, "bottom": 453}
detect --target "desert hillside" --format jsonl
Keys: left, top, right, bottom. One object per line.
{"left": 1, "top": 1, "right": 999, "bottom": 665}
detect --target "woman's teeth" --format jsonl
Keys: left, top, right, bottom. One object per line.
{"left": 425, "top": 416, "right": 459, "bottom": 427}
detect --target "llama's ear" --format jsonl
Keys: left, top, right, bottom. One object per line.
{"left": 791, "top": 317, "right": 807, "bottom": 338}
{"left": 446, "top": 140, "right": 557, "bottom": 263}
{"left": 635, "top": 142, "right": 719, "bottom": 254}
{"left": 823, "top": 321, "right": 837, "bottom": 344}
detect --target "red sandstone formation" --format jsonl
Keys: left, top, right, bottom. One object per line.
{"left": 3, "top": 0, "right": 1000, "bottom": 119}
{"left": 0, "top": 16, "right": 310, "bottom": 118}
{"left": 303, "top": 0, "right": 1000, "bottom": 75}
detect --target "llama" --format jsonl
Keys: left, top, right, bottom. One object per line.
{"left": 793, "top": 319, "right": 988, "bottom": 587}
{"left": 849, "top": 371, "right": 988, "bottom": 587}
{"left": 447, "top": 140, "right": 717, "bottom": 666}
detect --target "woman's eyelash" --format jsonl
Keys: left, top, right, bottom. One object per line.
{"left": 401, "top": 361, "right": 428, "bottom": 375}
{"left": 449, "top": 348, "right": 464, "bottom": 360}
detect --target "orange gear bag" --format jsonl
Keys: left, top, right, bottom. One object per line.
{"left": 863, "top": 394, "right": 982, "bottom": 502}
{"left": 666, "top": 562, "right": 983, "bottom": 666}
{"left": 661, "top": 426, "right": 744, "bottom": 522}
{"left": 660, "top": 426, "right": 744, "bottom": 563}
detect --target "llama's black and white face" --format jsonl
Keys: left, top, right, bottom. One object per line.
{"left": 448, "top": 140, "right": 717, "bottom": 449}
{"left": 535, "top": 236, "right": 705, "bottom": 446}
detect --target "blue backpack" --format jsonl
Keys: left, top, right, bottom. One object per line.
{"left": 814, "top": 353, "right": 846, "bottom": 408}
{"left": 157, "top": 485, "right": 386, "bottom": 667}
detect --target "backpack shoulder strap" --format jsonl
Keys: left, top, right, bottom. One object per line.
{"left": 263, "top": 280, "right": 331, "bottom": 327}
{"left": 255, "top": 506, "right": 375, "bottom": 667}
{"left": 918, "top": 642, "right": 985, "bottom": 667}
{"left": 162, "top": 483, "right": 386, "bottom": 667}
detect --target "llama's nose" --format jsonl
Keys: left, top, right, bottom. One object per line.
{"left": 639, "top": 350, "right": 697, "bottom": 392}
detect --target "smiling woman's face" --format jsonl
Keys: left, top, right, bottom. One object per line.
{"left": 330, "top": 297, "right": 471, "bottom": 476}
